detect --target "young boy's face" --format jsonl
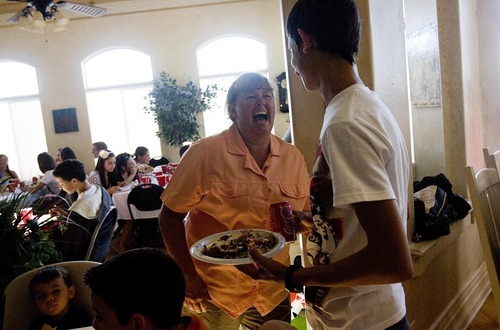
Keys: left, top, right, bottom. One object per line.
{"left": 31, "top": 277, "right": 75, "bottom": 319}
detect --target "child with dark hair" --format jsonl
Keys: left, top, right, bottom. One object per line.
{"left": 88, "top": 150, "right": 119, "bottom": 195}
{"left": 29, "top": 265, "right": 92, "bottom": 330}
{"left": 84, "top": 248, "right": 206, "bottom": 329}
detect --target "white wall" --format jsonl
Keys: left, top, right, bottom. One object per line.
{"left": 0, "top": 0, "right": 289, "bottom": 172}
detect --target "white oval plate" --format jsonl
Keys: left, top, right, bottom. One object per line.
{"left": 189, "top": 229, "right": 285, "bottom": 265}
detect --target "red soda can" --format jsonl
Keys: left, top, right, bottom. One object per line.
{"left": 270, "top": 201, "right": 296, "bottom": 242}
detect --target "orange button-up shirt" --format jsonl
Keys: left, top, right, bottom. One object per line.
{"left": 162, "top": 125, "right": 310, "bottom": 318}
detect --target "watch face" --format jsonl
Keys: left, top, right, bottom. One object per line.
{"left": 280, "top": 79, "right": 287, "bottom": 90}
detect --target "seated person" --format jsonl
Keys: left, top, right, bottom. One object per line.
{"left": 88, "top": 150, "right": 119, "bottom": 195}
{"left": 92, "top": 141, "right": 108, "bottom": 158}
{"left": 29, "top": 265, "right": 92, "bottom": 330}
{"left": 51, "top": 159, "right": 113, "bottom": 262}
{"left": 84, "top": 248, "right": 206, "bottom": 330}
{"left": 55, "top": 147, "right": 77, "bottom": 165}
{"left": 133, "top": 146, "right": 154, "bottom": 173}
{"left": 0, "top": 154, "right": 19, "bottom": 183}
{"left": 26, "top": 152, "right": 62, "bottom": 207}
{"left": 115, "top": 152, "right": 140, "bottom": 186}
{"left": 30, "top": 152, "right": 60, "bottom": 195}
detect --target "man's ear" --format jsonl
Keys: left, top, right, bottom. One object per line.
{"left": 68, "top": 285, "right": 76, "bottom": 299}
{"left": 297, "top": 28, "right": 315, "bottom": 53}
{"left": 130, "top": 313, "right": 147, "bottom": 330}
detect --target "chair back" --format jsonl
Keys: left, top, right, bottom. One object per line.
{"left": 127, "top": 183, "right": 164, "bottom": 215}
{"left": 127, "top": 184, "right": 164, "bottom": 247}
{"left": 149, "top": 156, "right": 169, "bottom": 168}
{"left": 85, "top": 207, "right": 117, "bottom": 261}
{"left": 3, "top": 260, "right": 99, "bottom": 330}
{"left": 483, "top": 147, "right": 500, "bottom": 173}
{"left": 464, "top": 165, "right": 500, "bottom": 323}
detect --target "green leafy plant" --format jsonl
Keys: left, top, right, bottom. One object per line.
{"left": 0, "top": 182, "right": 63, "bottom": 302}
{"left": 145, "top": 71, "right": 218, "bottom": 147}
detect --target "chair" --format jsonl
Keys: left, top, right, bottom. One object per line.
{"left": 85, "top": 207, "right": 117, "bottom": 261}
{"left": 127, "top": 183, "right": 165, "bottom": 248}
{"left": 483, "top": 147, "right": 500, "bottom": 172}
{"left": 3, "top": 260, "right": 99, "bottom": 330}
{"left": 149, "top": 156, "right": 169, "bottom": 168}
{"left": 464, "top": 165, "right": 500, "bottom": 324}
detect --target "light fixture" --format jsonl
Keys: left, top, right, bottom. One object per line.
{"left": 9, "top": 1, "right": 106, "bottom": 34}
{"left": 54, "top": 11, "right": 69, "bottom": 27}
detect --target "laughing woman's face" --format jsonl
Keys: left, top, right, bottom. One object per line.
{"left": 232, "top": 87, "right": 275, "bottom": 140}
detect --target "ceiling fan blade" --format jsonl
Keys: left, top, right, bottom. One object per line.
{"left": 7, "top": 6, "right": 34, "bottom": 22}
{"left": 56, "top": 1, "right": 107, "bottom": 17}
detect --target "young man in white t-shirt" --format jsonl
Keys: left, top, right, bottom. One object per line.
{"left": 239, "top": 1, "right": 414, "bottom": 329}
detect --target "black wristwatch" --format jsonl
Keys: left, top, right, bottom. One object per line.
{"left": 285, "top": 265, "right": 304, "bottom": 293}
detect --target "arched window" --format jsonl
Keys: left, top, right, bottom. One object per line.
{"left": 0, "top": 61, "right": 47, "bottom": 181}
{"left": 82, "top": 49, "right": 161, "bottom": 158}
{"left": 197, "top": 36, "right": 269, "bottom": 136}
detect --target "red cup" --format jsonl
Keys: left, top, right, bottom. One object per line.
{"left": 154, "top": 171, "right": 163, "bottom": 177}
{"left": 140, "top": 176, "right": 151, "bottom": 184}
{"left": 161, "top": 165, "right": 168, "bottom": 174}
{"left": 156, "top": 175, "right": 166, "bottom": 187}
{"left": 270, "top": 201, "right": 296, "bottom": 242}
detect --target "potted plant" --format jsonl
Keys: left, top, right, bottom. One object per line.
{"left": 145, "top": 71, "right": 218, "bottom": 147}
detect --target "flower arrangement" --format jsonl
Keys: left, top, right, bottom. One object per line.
{"left": 145, "top": 71, "right": 218, "bottom": 147}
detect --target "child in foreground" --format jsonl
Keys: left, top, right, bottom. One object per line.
{"left": 29, "top": 265, "right": 92, "bottom": 330}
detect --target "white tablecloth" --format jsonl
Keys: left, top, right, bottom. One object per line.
{"left": 112, "top": 190, "right": 133, "bottom": 220}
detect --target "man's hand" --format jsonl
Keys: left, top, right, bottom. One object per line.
{"left": 236, "top": 246, "right": 288, "bottom": 283}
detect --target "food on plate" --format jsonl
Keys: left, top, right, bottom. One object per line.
{"left": 201, "top": 230, "right": 278, "bottom": 259}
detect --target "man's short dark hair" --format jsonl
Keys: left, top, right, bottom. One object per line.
{"left": 286, "top": 0, "right": 361, "bottom": 64}
{"left": 53, "top": 159, "right": 87, "bottom": 182}
{"left": 92, "top": 142, "right": 108, "bottom": 152}
{"left": 84, "top": 248, "right": 186, "bottom": 328}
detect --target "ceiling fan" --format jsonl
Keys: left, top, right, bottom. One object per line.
{"left": 7, "top": 0, "right": 106, "bottom": 22}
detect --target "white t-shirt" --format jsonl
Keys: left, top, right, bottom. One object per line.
{"left": 68, "top": 184, "right": 102, "bottom": 219}
{"left": 305, "top": 84, "right": 410, "bottom": 330}
{"left": 40, "top": 170, "right": 60, "bottom": 195}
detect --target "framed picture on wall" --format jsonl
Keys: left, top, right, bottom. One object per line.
{"left": 52, "top": 108, "right": 79, "bottom": 134}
